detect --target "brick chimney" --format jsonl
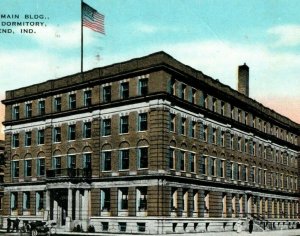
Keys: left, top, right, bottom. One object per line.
{"left": 238, "top": 63, "right": 249, "bottom": 96}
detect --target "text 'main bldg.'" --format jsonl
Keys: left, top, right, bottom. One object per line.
{"left": 2, "top": 52, "right": 300, "bottom": 234}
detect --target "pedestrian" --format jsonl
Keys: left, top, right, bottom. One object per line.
{"left": 13, "top": 218, "right": 20, "bottom": 232}
{"left": 236, "top": 219, "right": 242, "bottom": 233}
{"left": 7, "top": 218, "right": 11, "bottom": 232}
{"left": 249, "top": 217, "right": 254, "bottom": 234}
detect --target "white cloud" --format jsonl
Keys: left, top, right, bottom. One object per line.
{"left": 268, "top": 24, "right": 300, "bottom": 47}
{"left": 134, "top": 23, "right": 159, "bottom": 33}
{"left": 133, "top": 22, "right": 178, "bottom": 34}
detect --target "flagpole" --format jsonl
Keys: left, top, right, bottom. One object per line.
{"left": 81, "top": 0, "right": 83, "bottom": 74}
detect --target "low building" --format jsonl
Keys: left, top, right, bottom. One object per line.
{"left": 1, "top": 51, "right": 300, "bottom": 234}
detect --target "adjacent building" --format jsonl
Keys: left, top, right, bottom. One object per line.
{"left": 1, "top": 51, "right": 300, "bottom": 234}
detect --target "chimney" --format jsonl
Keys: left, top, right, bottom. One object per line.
{"left": 237, "top": 63, "right": 249, "bottom": 96}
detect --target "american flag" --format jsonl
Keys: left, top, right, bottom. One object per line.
{"left": 82, "top": 2, "right": 105, "bottom": 34}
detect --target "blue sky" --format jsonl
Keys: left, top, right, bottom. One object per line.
{"left": 0, "top": 0, "right": 300, "bottom": 137}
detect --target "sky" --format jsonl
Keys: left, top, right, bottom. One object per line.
{"left": 0, "top": 0, "right": 300, "bottom": 139}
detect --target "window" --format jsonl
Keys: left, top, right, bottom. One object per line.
{"left": 24, "top": 160, "right": 32, "bottom": 177}
{"left": 189, "top": 153, "right": 195, "bottom": 173}
{"left": 83, "top": 122, "right": 92, "bottom": 139}
{"left": 37, "top": 129, "right": 44, "bottom": 145}
{"left": 53, "top": 156, "right": 61, "bottom": 170}
{"left": 169, "top": 78, "right": 175, "bottom": 95}
{"left": 138, "top": 113, "right": 147, "bottom": 131}
{"left": 119, "top": 149, "right": 129, "bottom": 170}
{"left": 237, "top": 137, "right": 242, "bottom": 152}
{"left": 252, "top": 142, "right": 256, "bottom": 156}
{"left": 69, "top": 94, "right": 76, "bottom": 109}
{"left": 231, "top": 107, "right": 235, "bottom": 119}
{"left": 37, "top": 158, "right": 45, "bottom": 176}
{"left": 200, "top": 156, "right": 206, "bottom": 175}
{"left": 181, "top": 84, "right": 186, "bottom": 99}
{"left": 120, "top": 82, "right": 129, "bottom": 99}
{"left": 102, "top": 151, "right": 111, "bottom": 171}
{"left": 191, "top": 88, "right": 196, "bottom": 103}
{"left": 84, "top": 90, "right": 92, "bottom": 106}
{"left": 38, "top": 100, "right": 45, "bottom": 115}
{"left": 12, "top": 133, "right": 19, "bottom": 148}
{"left": 120, "top": 116, "right": 129, "bottom": 133}
{"left": 25, "top": 103, "right": 32, "bottom": 118}
{"left": 208, "top": 157, "right": 215, "bottom": 176}
{"left": 221, "top": 101, "right": 225, "bottom": 116}
{"left": 118, "top": 188, "right": 128, "bottom": 210}
{"left": 204, "top": 125, "right": 208, "bottom": 142}
{"left": 102, "top": 119, "right": 111, "bottom": 136}
{"left": 25, "top": 131, "right": 32, "bottom": 146}
{"left": 171, "top": 188, "right": 178, "bottom": 211}
{"left": 23, "top": 192, "right": 30, "bottom": 210}
{"left": 180, "top": 151, "right": 185, "bottom": 171}
{"left": 138, "top": 147, "right": 148, "bottom": 169}
{"left": 212, "top": 128, "right": 217, "bottom": 144}
{"left": 181, "top": 118, "right": 186, "bottom": 135}
{"left": 12, "top": 161, "right": 19, "bottom": 178}
{"left": 53, "top": 127, "right": 61, "bottom": 142}
{"left": 68, "top": 155, "right": 76, "bottom": 169}
{"left": 13, "top": 105, "right": 19, "bottom": 120}
{"left": 103, "top": 86, "right": 111, "bottom": 102}
{"left": 168, "top": 148, "right": 175, "bottom": 169}
{"left": 190, "top": 121, "right": 196, "bottom": 138}
{"left": 230, "top": 134, "right": 234, "bottom": 150}
{"left": 244, "top": 139, "right": 248, "bottom": 153}
{"left": 101, "top": 222, "right": 109, "bottom": 231}
{"left": 238, "top": 109, "right": 242, "bottom": 122}
{"left": 212, "top": 98, "right": 217, "bottom": 112}
{"left": 10, "top": 192, "right": 18, "bottom": 210}
{"left": 221, "top": 131, "right": 225, "bottom": 147}
{"left": 101, "top": 189, "right": 110, "bottom": 211}
{"left": 217, "top": 159, "right": 224, "bottom": 178}
{"left": 83, "top": 153, "right": 92, "bottom": 169}
{"left": 118, "top": 222, "right": 127, "bottom": 232}
{"left": 68, "top": 124, "right": 76, "bottom": 140}
{"left": 137, "top": 223, "right": 146, "bottom": 232}
{"left": 36, "top": 192, "right": 44, "bottom": 211}
{"left": 136, "top": 187, "right": 147, "bottom": 211}
{"left": 54, "top": 97, "right": 61, "bottom": 112}
{"left": 139, "top": 78, "right": 148, "bottom": 96}
{"left": 170, "top": 114, "right": 176, "bottom": 132}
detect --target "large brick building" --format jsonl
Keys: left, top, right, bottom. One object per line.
{"left": 1, "top": 52, "right": 300, "bottom": 234}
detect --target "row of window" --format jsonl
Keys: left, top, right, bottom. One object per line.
{"left": 170, "top": 188, "right": 298, "bottom": 218}
{"left": 11, "top": 78, "right": 149, "bottom": 120}
{"left": 168, "top": 79, "right": 298, "bottom": 145}
{"left": 11, "top": 114, "right": 148, "bottom": 148}
{"left": 167, "top": 151, "right": 298, "bottom": 191}
{"left": 10, "top": 191, "right": 44, "bottom": 211}
{"left": 169, "top": 114, "right": 297, "bottom": 167}
{"left": 11, "top": 121, "right": 91, "bottom": 147}
{"left": 11, "top": 153, "right": 91, "bottom": 178}
{"left": 11, "top": 148, "right": 149, "bottom": 178}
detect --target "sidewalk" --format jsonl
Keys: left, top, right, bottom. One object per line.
{"left": 166, "top": 229, "right": 300, "bottom": 236}
{"left": 54, "top": 229, "right": 300, "bottom": 236}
